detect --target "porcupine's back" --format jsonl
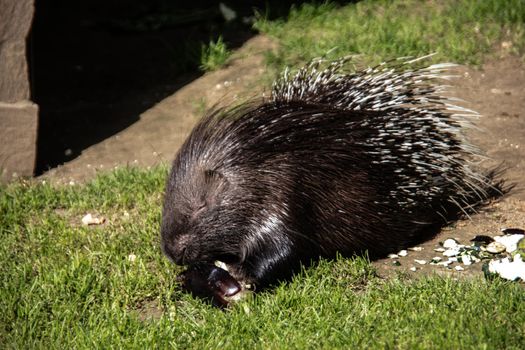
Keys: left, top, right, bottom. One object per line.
{"left": 166, "top": 56, "right": 506, "bottom": 271}
{"left": 269, "top": 57, "right": 494, "bottom": 215}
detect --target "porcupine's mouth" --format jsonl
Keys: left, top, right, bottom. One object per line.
{"left": 213, "top": 259, "right": 253, "bottom": 297}
{"left": 213, "top": 254, "right": 240, "bottom": 276}
{"left": 214, "top": 254, "right": 248, "bottom": 286}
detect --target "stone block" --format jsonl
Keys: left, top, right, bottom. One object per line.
{"left": 0, "top": 0, "right": 35, "bottom": 102}
{"left": 0, "top": 101, "right": 38, "bottom": 181}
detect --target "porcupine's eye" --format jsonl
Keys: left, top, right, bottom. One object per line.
{"left": 190, "top": 202, "right": 207, "bottom": 221}
{"left": 187, "top": 170, "right": 227, "bottom": 219}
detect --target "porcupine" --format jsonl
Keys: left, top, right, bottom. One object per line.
{"left": 161, "top": 55, "right": 505, "bottom": 306}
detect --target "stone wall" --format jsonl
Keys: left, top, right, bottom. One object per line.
{"left": 0, "top": 0, "right": 38, "bottom": 181}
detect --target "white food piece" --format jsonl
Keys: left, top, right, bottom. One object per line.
{"left": 443, "top": 248, "right": 461, "bottom": 257}
{"left": 485, "top": 242, "right": 506, "bottom": 254}
{"left": 443, "top": 238, "right": 460, "bottom": 249}
{"left": 434, "top": 247, "right": 446, "bottom": 252}
{"left": 488, "top": 254, "right": 525, "bottom": 281}
{"left": 437, "top": 261, "right": 453, "bottom": 267}
{"left": 397, "top": 250, "right": 408, "bottom": 257}
{"left": 455, "top": 266, "right": 464, "bottom": 271}
{"left": 128, "top": 254, "right": 137, "bottom": 262}
{"left": 81, "top": 213, "right": 106, "bottom": 226}
{"left": 388, "top": 254, "right": 399, "bottom": 259}
{"left": 214, "top": 260, "right": 229, "bottom": 272}
{"left": 461, "top": 255, "right": 472, "bottom": 266}
{"left": 410, "top": 267, "right": 417, "bottom": 272}
{"left": 414, "top": 259, "right": 427, "bottom": 265}
{"left": 408, "top": 247, "right": 424, "bottom": 251}
{"left": 494, "top": 234, "right": 525, "bottom": 253}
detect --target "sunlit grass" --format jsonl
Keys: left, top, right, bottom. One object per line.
{"left": 1, "top": 167, "right": 524, "bottom": 348}
{"left": 255, "top": 0, "right": 525, "bottom": 72}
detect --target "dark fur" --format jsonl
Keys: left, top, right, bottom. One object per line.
{"left": 161, "top": 96, "right": 504, "bottom": 288}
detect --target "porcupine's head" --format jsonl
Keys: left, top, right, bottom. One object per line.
{"left": 160, "top": 110, "right": 247, "bottom": 269}
{"left": 159, "top": 102, "right": 297, "bottom": 282}
{"left": 159, "top": 100, "right": 328, "bottom": 287}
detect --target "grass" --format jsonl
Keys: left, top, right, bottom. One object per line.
{"left": 200, "top": 36, "right": 232, "bottom": 72}
{"left": 1, "top": 167, "right": 524, "bottom": 348}
{"left": 3, "top": 0, "right": 525, "bottom": 348}
{"left": 254, "top": 0, "right": 525, "bottom": 71}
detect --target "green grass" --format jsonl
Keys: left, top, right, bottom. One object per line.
{"left": 200, "top": 36, "right": 232, "bottom": 72}
{"left": 255, "top": 0, "right": 525, "bottom": 71}
{"left": 1, "top": 167, "right": 524, "bottom": 348}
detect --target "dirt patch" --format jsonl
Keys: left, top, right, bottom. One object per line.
{"left": 374, "top": 198, "right": 525, "bottom": 279}
{"left": 41, "top": 36, "right": 525, "bottom": 280}
{"left": 133, "top": 299, "right": 164, "bottom": 322}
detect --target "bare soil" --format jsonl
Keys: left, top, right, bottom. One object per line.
{"left": 42, "top": 35, "right": 525, "bottom": 279}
